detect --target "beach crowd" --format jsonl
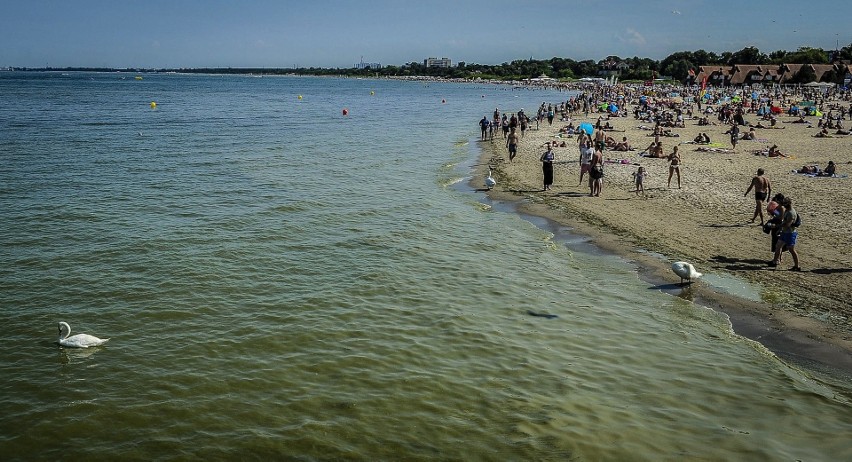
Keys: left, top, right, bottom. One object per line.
{"left": 478, "top": 79, "right": 851, "bottom": 328}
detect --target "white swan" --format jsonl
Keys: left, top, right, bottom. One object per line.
{"left": 58, "top": 322, "right": 109, "bottom": 348}
{"left": 672, "top": 261, "right": 702, "bottom": 285}
{"left": 485, "top": 168, "right": 496, "bottom": 189}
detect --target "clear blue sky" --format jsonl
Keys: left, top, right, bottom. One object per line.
{"left": 1, "top": 0, "right": 849, "bottom": 68}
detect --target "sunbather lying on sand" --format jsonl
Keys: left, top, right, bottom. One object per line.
{"left": 696, "top": 146, "right": 734, "bottom": 153}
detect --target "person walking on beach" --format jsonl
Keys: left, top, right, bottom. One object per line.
{"left": 479, "top": 116, "right": 489, "bottom": 141}
{"left": 578, "top": 134, "right": 593, "bottom": 186}
{"left": 744, "top": 168, "right": 771, "bottom": 224}
{"left": 589, "top": 149, "right": 603, "bottom": 197}
{"left": 730, "top": 123, "right": 740, "bottom": 150}
{"left": 506, "top": 128, "right": 519, "bottom": 162}
{"left": 540, "top": 142, "right": 555, "bottom": 191}
{"left": 769, "top": 197, "right": 800, "bottom": 271}
{"left": 667, "top": 145, "right": 681, "bottom": 188}
{"left": 633, "top": 166, "right": 648, "bottom": 195}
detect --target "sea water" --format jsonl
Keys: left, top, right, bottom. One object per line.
{"left": 0, "top": 72, "right": 850, "bottom": 460}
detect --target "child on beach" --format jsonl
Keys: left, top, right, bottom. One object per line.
{"left": 633, "top": 166, "right": 648, "bottom": 195}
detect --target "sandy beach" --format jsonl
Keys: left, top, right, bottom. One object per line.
{"left": 478, "top": 86, "right": 852, "bottom": 370}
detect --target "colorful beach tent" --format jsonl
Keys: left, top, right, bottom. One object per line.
{"left": 579, "top": 122, "right": 594, "bottom": 135}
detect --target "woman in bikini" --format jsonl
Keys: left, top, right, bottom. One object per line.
{"left": 667, "top": 145, "right": 681, "bottom": 188}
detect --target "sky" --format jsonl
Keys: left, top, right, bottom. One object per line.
{"left": 1, "top": 0, "right": 849, "bottom": 69}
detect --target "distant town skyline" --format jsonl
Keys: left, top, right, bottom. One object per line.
{"left": 1, "top": 1, "right": 849, "bottom": 69}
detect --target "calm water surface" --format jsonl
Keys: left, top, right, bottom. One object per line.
{"left": 0, "top": 72, "right": 850, "bottom": 460}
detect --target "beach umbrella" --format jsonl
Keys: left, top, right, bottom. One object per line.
{"left": 608, "top": 103, "right": 618, "bottom": 113}
{"left": 579, "top": 122, "right": 594, "bottom": 135}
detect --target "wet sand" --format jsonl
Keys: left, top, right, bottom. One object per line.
{"left": 475, "top": 99, "right": 852, "bottom": 374}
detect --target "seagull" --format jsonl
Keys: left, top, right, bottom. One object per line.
{"left": 57, "top": 322, "right": 109, "bottom": 348}
{"left": 485, "top": 168, "right": 496, "bottom": 189}
{"left": 671, "top": 261, "right": 702, "bottom": 285}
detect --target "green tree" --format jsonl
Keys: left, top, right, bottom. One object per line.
{"left": 792, "top": 65, "right": 817, "bottom": 83}
{"left": 691, "top": 49, "right": 717, "bottom": 66}
{"left": 768, "top": 50, "right": 788, "bottom": 63}
{"left": 571, "top": 60, "right": 598, "bottom": 78}
{"left": 659, "top": 51, "right": 694, "bottom": 74}
{"left": 728, "top": 46, "right": 768, "bottom": 64}
{"left": 785, "top": 47, "right": 828, "bottom": 64}
{"left": 837, "top": 43, "right": 852, "bottom": 61}
{"left": 663, "top": 59, "right": 693, "bottom": 82}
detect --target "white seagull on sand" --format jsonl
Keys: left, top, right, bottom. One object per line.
{"left": 57, "top": 322, "right": 109, "bottom": 348}
{"left": 671, "top": 261, "right": 702, "bottom": 285}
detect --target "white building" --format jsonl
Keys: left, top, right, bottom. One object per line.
{"left": 354, "top": 58, "right": 382, "bottom": 70}
{"left": 424, "top": 57, "right": 452, "bottom": 68}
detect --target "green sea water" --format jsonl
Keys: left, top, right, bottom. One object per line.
{"left": 0, "top": 72, "right": 850, "bottom": 460}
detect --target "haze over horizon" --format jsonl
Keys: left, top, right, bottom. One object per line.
{"left": 2, "top": 0, "right": 849, "bottom": 69}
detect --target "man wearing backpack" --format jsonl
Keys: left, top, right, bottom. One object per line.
{"left": 769, "top": 197, "right": 801, "bottom": 271}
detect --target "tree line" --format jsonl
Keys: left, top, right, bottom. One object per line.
{"left": 182, "top": 44, "right": 852, "bottom": 83}
{"left": 17, "top": 44, "right": 852, "bottom": 83}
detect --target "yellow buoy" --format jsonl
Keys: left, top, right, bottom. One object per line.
{"left": 297, "top": 95, "right": 302, "bottom": 100}
{"left": 150, "top": 101, "right": 157, "bottom": 108}
{"left": 370, "top": 91, "right": 375, "bottom": 95}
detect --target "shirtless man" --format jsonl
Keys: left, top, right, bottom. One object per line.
{"left": 744, "top": 168, "right": 771, "bottom": 224}
{"left": 593, "top": 127, "right": 606, "bottom": 152}
{"left": 506, "top": 128, "right": 519, "bottom": 162}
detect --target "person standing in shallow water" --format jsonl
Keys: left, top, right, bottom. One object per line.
{"left": 540, "top": 142, "right": 555, "bottom": 191}
{"left": 744, "top": 168, "right": 771, "bottom": 224}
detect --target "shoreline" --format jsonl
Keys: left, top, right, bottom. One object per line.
{"left": 471, "top": 91, "right": 852, "bottom": 376}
